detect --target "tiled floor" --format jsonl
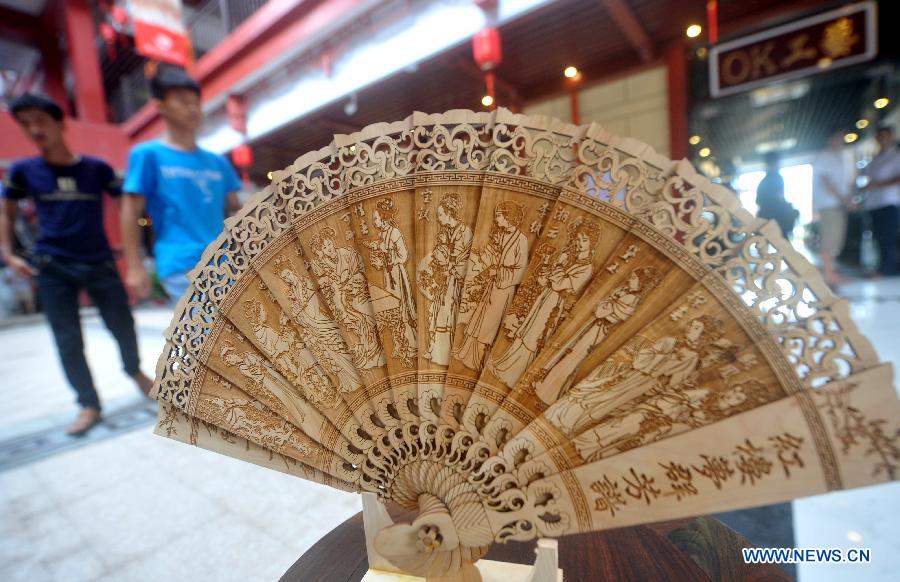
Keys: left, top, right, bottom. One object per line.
{"left": 0, "top": 308, "right": 360, "bottom": 582}
{"left": 791, "top": 277, "right": 900, "bottom": 582}
{"left": 1, "top": 277, "right": 898, "bottom": 581}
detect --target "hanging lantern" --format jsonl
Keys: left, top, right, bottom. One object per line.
{"left": 472, "top": 27, "right": 502, "bottom": 71}
{"left": 706, "top": 0, "right": 719, "bottom": 44}
{"left": 232, "top": 144, "right": 253, "bottom": 188}
{"left": 472, "top": 27, "right": 502, "bottom": 109}
{"left": 232, "top": 144, "right": 253, "bottom": 168}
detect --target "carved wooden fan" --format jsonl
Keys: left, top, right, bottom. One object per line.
{"left": 152, "top": 109, "right": 899, "bottom": 580}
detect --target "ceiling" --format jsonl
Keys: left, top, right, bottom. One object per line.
{"left": 691, "top": 62, "right": 899, "bottom": 170}
{"left": 0, "top": 0, "right": 47, "bottom": 16}
{"left": 249, "top": 0, "right": 807, "bottom": 181}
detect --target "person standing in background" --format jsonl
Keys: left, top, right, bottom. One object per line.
{"left": 862, "top": 126, "right": 900, "bottom": 277}
{"left": 812, "top": 130, "right": 855, "bottom": 287}
{"left": 1, "top": 94, "right": 153, "bottom": 435}
{"left": 756, "top": 151, "right": 799, "bottom": 239}
{"left": 121, "top": 67, "right": 242, "bottom": 302}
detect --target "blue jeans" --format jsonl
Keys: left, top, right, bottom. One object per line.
{"left": 870, "top": 205, "right": 899, "bottom": 275}
{"left": 160, "top": 272, "right": 191, "bottom": 304}
{"left": 35, "top": 255, "right": 140, "bottom": 411}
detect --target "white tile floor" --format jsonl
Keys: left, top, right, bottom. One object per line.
{"left": 0, "top": 308, "right": 360, "bottom": 582}
{"left": 792, "top": 277, "right": 900, "bottom": 582}
{"left": 1, "top": 278, "right": 898, "bottom": 581}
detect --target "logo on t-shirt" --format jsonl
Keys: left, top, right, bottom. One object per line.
{"left": 160, "top": 165, "right": 223, "bottom": 203}
{"left": 40, "top": 176, "right": 97, "bottom": 201}
{"left": 57, "top": 177, "right": 76, "bottom": 192}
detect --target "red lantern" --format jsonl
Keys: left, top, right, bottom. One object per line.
{"left": 706, "top": 0, "right": 719, "bottom": 44}
{"left": 231, "top": 144, "right": 253, "bottom": 168}
{"left": 472, "top": 27, "right": 502, "bottom": 71}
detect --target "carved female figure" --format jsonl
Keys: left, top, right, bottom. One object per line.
{"left": 571, "top": 379, "right": 772, "bottom": 461}
{"left": 421, "top": 193, "right": 472, "bottom": 365}
{"left": 278, "top": 267, "right": 363, "bottom": 394}
{"left": 491, "top": 221, "right": 600, "bottom": 387}
{"left": 545, "top": 314, "right": 729, "bottom": 435}
{"left": 365, "top": 197, "right": 417, "bottom": 363}
{"left": 455, "top": 201, "right": 529, "bottom": 370}
{"left": 309, "top": 227, "right": 384, "bottom": 369}
{"left": 533, "top": 266, "right": 662, "bottom": 404}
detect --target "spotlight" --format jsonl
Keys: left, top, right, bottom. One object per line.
{"left": 689, "top": 135, "right": 701, "bottom": 145}
{"left": 844, "top": 132, "right": 858, "bottom": 144}
{"left": 686, "top": 24, "right": 702, "bottom": 38}
{"left": 564, "top": 66, "right": 579, "bottom": 79}
{"left": 874, "top": 97, "right": 890, "bottom": 109}
{"left": 482, "top": 95, "right": 494, "bottom": 107}
{"left": 698, "top": 147, "right": 711, "bottom": 158}
{"left": 856, "top": 119, "right": 869, "bottom": 130}
{"left": 267, "top": 171, "right": 273, "bottom": 180}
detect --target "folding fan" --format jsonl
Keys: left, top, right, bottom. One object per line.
{"left": 152, "top": 109, "right": 899, "bottom": 579}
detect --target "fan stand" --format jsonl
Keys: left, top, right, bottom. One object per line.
{"left": 361, "top": 493, "right": 563, "bottom": 582}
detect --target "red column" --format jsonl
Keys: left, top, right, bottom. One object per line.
{"left": 569, "top": 89, "right": 580, "bottom": 125}
{"left": 64, "top": 0, "right": 107, "bottom": 123}
{"left": 666, "top": 41, "right": 689, "bottom": 160}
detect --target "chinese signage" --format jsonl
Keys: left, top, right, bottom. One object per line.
{"left": 710, "top": 2, "right": 876, "bottom": 97}
{"left": 129, "top": 0, "right": 191, "bottom": 67}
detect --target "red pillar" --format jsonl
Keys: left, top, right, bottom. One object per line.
{"left": 39, "top": 40, "right": 68, "bottom": 114}
{"left": 64, "top": 0, "right": 107, "bottom": 123}
{"left": 569, "top": 89, "right": 580, "bottom": 125}
{"left": 666, "top": 41, "right": 689, "bottom": 160}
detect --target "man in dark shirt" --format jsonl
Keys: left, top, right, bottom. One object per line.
{"left": 756, "top": 152, "right": 799, "bottom": 239}
{"left": 1, "top": 94, "right": 153, "bottom": 435}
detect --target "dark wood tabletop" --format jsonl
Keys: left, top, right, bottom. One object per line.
{"left": 281, "top": 505, "right": 793, "bottom": 582}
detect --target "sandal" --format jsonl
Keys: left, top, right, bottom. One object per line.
{"left": 65, "top": 407, "right": 102, "bottom": 436}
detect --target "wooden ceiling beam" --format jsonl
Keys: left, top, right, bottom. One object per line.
{"left": 599, "top": 0, "right": 654, "bottom": 63}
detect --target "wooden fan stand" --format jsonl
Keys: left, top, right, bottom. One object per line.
{"left": 361, "top": 493, "right": 563, "bottom": 582}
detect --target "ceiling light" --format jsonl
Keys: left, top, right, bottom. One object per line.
{"left": 844, "top": 132, "right": 858, "bottom": 143}
{"left": 482, "top": 95, "right": 494, "bottom": 107}
{"left": 686, "top": 24, "right": 702, "bottom": 38}
{"left": 874, "top": 97, "right": 890, "bottom": 109}
{"left": 698, "top": 147, "right": 711, "bottom": 158}
{"left": 266, "top": 171, "right": 273, "bottom": 180}
{"left": 856, "top": 119, "right": 869, "bottom": 129}
{"left": 689, "top": 135, "right": 701, "bottom": 145}
{"left": 564, "top": 66, "right": 579, "bottom": 79}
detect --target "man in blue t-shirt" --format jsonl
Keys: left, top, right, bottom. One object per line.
{"left": 1, "top": 94, "right": 154, "bottom": 435}
{"left": 121, "top": 67, "right": 241, "bottom": 302}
